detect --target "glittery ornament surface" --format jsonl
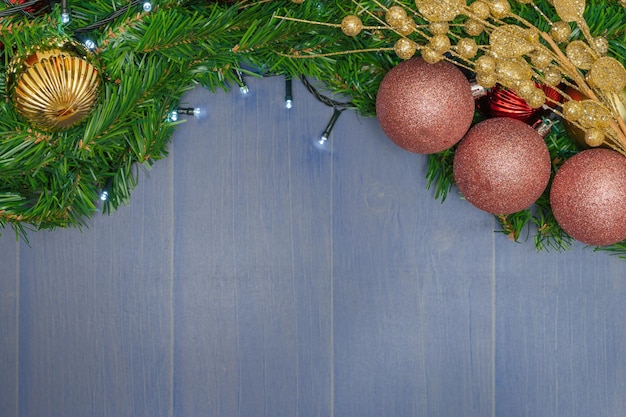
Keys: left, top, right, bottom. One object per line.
{"left": 469, "top": 0, "right": 491, "bottom": 19}
{"left": 489, "top": 0, "right": 511, "bottom": 18}
{"left": 489, "top": 25, "right": 537, "bottom": 58}
{"left": 396, "top": 18, "right": 416, "bottom": 36}
{"left": 414, "top": 0, "right": 463, "bottom": 21}
{"left": 593, "top": 36, "right": 609, "bottom": 55}
{"left": 554, "top": 0, "right": 585, "bottom": 22}
{"left": 566, "top": 40, "right": 595, "bottom": 70}
{"left": 550, "top": 148, "right": 626, "bottom": 246}
{"left": 464, "top": 19, "right": 485, "bottom": 36}
{"left": 495, "top": 57, "right": 533, "bottom": 88}
{"left": 375, "top": 58, "right": 474, "bottom": 154}
{"left": 386, "top": 6, "right": 407, "bottom": 26}
{"left": 542, "top": 65, "right": 562, "bottom": 86}
{"left": 341, "top": 15, "right": 363, "bottom": 37}
{"left": 429, "top": 34, "right": 451, "bottom": 53}
{"left": 453, "top": 118, "right": 551, "bottom": 214}
{"left": 456, "top": 37, "right": 478, "bottom": 58}
{"left": 588, "top": 57, "right": 626, "bottom": 92}
{"left": 429, "top": 21, "right": 449, "bottom": 35}
{"left": 562, "top": 87, "right": 591, "bottom": 148}
{"left": 421, "top": 46, "right": 443, "bottom": 64}
{"left": 549, "top": 21, "right": 572, "bottom": 43}
{"left": 394, "top": 38, "right": 417, "bottom": 60}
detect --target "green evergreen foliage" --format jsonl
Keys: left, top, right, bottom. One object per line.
{"left": 0, "top": 0, "right": 624, "bottom": 254}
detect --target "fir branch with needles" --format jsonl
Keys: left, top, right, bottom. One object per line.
{"left": 0, "top": 0, "right": 623, "bottom": 257}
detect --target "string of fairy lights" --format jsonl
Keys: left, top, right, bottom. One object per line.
{"left": 6, "top": 0, "right": 554, "bottom": 196}
{"left": 170, "top": 72, "right": 356, "bottom": 152}
{"left": 4, "top": 0, "right": 354, "bottom": 144}
{"left": 2, "top": 0, "right": 357, "bottom": 201}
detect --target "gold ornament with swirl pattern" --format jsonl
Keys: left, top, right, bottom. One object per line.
{"left": 8, "top": 44, "right": 101, "bottom": 132}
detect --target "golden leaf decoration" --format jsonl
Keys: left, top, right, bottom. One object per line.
{"left": 553, "top": 0, "right": 585, "bottom": 22}
{"left": 490, "top": 25, "right": 538, "bottom": 58}
{"left": 588, "top": 57, "right": 626, "bottom": 93}
{"left": 414, "top": 0, "right": 463, "bottom": 22}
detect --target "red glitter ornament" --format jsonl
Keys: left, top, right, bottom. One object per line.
{"left": 550, "top": 148, "right": 626, "bottom": 246}
{"left": 453, "top": 117, "right": 551, "bottom": 214}
{"left": 484, "top": 83, "right": 562, "bottom": 123}
{"left": 376, "top": 57, "right": 474, "bottom": 154}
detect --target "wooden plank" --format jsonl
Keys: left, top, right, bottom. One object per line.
{"left": 8, "top": 71, "right": 626, "bottom": 417}
{"left": 172, "top": 77, "right": 332, "bottom": 417}
{"left": 17, "top": 156, "right": 174, "bottom": 417}
{"left": 495, "top": 243, "right": 626, "bottom": 417}
{"left": 331, "top": 115, "right": 495, "bottom": 417}
{"left": 0, "top": 233, "right": 19, "bottom": 417}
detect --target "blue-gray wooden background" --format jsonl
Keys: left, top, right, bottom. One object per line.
{"left": 2, "top": 76, "right": 626, "bottom": 417}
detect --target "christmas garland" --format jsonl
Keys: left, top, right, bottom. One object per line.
{"left": 0, "top": 1, "right": 625, "bottom": 256}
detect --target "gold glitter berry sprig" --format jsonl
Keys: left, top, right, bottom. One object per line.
{"left": 277, "top": 0, "right": 626, "bottom": 153}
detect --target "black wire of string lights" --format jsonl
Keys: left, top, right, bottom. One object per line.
{"left": 0, "top": 0, "right": 46, "bottom": 18}
{"left": 299, "top": 76, "right": 354, "bottom": 110}
{"left": 0, "top": 1, "right": 147, "bottom": 32}
{"left": 73, "top": 0, "right": 146, "bottom": 34}
{"left": 299, "top": 75, "right": 356, "bottom": 147}
{"left": 231, "top": 70, "right": 356, "bottom": 147}
{"left": 36, "top": 0, "right": 354, "bottom": 147}
{"left": 72, "top": 0, "right": 154, "bottom": 49}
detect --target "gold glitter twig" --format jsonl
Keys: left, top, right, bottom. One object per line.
{"left": 278, "top": 48, "right": 394, "bottom": 58}
{"left": 273, "top": 15, "right": 386, "bottom": 31}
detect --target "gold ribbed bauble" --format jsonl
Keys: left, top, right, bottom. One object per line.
{"left": 8, "top": 43, "right": 101, "bottom": 132}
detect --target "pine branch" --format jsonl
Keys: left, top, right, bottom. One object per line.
{"left": 425, "top": 148, "right": 455, "bottom": 202}
{"left": 0, "top": 0, "right": 622, "bottom": 245}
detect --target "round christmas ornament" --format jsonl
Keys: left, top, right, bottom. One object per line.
{"left": 453, "top": 117, "right": 551, "bottom": 214}
{"left": 550, "top": 148, "right": 626, "bottom": 246}
{"left": 375, "top": 57, "right": 474, "bottom": 154}
{"left": 486, "top": 83, "right": 562, "bottom": 123}
{"left": 7, "top": 43, "right": 101, "bottom": 132}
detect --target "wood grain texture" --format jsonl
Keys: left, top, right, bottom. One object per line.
{"left": 16, "top": 156, "right": 174, "bottom": 417}
{"left": 3, "top": 74, "right": 626, "bottom": 417}
{"left": 495, "top": 242, "right": 626, "bottom": 417}
{"left": 0, "top": 234, "right": 18, "bottom": 417}
{"left": 172, "top": 78, "right": 332, "bottom": 417}
{"left": 331, "top": 114, "right": 496, "bottom": 417}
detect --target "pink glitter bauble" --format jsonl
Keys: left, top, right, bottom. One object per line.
{"left": 375, "top": 58, "right": 474, "bottom": 154}
{"left": 550, "top": 148, "right": 626, "bottom": 246}
{"left": 453, "top": 118, "right": 551, "bottom": 214}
